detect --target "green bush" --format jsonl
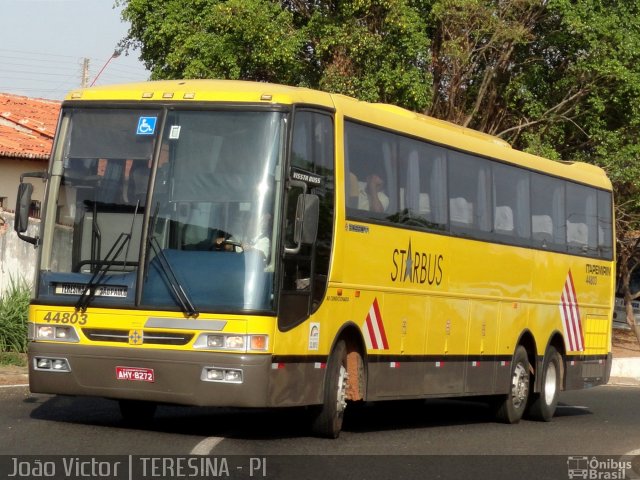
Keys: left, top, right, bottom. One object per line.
{"left": 0, "top": 277, "right": 30, "bottom": 353}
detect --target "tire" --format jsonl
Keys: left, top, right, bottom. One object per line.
{"left": 494, "top": 345, "right": 530, "bottom": 424}
{"left": 311, "top": 339, "right": 349, "bottom": 438}
{"left": 526, "top": 346, "right": 561, "bottom": 422}
{"left": 119, "top": 399, "right": 157, "bottom": 425}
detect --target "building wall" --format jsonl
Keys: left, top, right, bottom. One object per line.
{"left": 0, "top": 213, "right": 72, "bottom": 297}
{"left": 0, "top": 157, "right": 47, "bottom": 212}
{"left": 0, "top": 213, "right": 38, "bottom": 295}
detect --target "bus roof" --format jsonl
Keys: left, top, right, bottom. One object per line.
{"left": 67, "top": 79, "right": 336, "bottom": 108}
{"left": 67, "top": 79, "right": 612, "bottom": 191}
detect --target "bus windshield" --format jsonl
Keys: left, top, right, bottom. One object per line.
{"left": 40, "top": 107, "right": 284, "bottom": 314}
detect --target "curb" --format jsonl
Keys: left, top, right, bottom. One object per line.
{"left": 609, "top": 357, "right": 640, "bottom": 386}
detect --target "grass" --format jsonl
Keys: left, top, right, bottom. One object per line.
{"left": 0, "top": 351, "right": 27, "bottom": 367}
{"left": 0, "top": 276, "right": 30, "bottom": 355}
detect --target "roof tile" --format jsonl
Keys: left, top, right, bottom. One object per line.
{"left": 0, "top": 93, "right": 61, "bottom": 160}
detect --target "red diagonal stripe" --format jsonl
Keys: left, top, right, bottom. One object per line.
{"left": 561, "top": 287, "right": 577, "bottom": 351}
{"left": 372, "top": 298, "right": 389, "bottom": 349}
{"left": 567, "top": 270, "right": 584, "bottom": 350}
{"left": 365, "top": 313, "right": 378, "bottom": 349}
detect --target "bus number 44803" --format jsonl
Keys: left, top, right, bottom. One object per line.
{"left": 43, "top": 311, "right": 88, "bottom": 325}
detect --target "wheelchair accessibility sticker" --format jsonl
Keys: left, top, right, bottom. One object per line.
{"left": 136, "top": 116, "right": 157, "bottom": 135}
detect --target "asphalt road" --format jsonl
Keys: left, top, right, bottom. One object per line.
{"left": 1, "top": 385, "right": 639, "bottom": 479}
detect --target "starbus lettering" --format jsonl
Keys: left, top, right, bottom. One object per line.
{"left": 391, "top": 239, "right": 444, "bottom": 286}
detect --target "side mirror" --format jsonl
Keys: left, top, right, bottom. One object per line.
{"left": 15, "top": 182, "right": 33, "bottom": 234}
{"left": 285, "top": 193, "right": 319, "bottom": 255}
{"left": 298, "top": 194, "right": 319, "bottom": 245}
{"left": 15, "top": 171, "right": 46, "bottom": 246}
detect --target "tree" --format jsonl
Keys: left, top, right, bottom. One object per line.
{"left": 117, "top": 0, "right": 305, "bottom": 84}
{"left": 616, "top": 207, "right": 640, "bottom": 339}
{"left": 426, "top": 0, "right": 547, "bottom": 131}
{"left": 118, "top": 0, "right": 432, "bottom": 111}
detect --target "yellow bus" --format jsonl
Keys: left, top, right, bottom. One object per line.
{"left": 16, "top": 80, "right": 614, "bottom": 438}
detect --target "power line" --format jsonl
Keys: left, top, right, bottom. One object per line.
{"left": 0, "top": 48, "right": 149, "bottom": 99}
{"left": 0, "top": 48, "right": 82, "bottom": 60}
{"left": 0, "top": 69, "right": 83, "bottom": 78}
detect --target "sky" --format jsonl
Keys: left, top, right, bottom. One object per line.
{"left": 0, "top": 0, "right": 150, "bottom": 100}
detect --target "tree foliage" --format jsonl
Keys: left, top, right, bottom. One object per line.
{"left": 118, "top": 0, "right": 432, "bottom": 111}
{"left": 119, "top": 0, "right": 640, "bottom": 328}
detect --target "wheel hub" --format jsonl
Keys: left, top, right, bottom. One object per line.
{"left": 336, "top": 365, "right": 348, "bottom": 413}
{"left": 511, "top": 362, "right": 529, "bottom": 409}
{"left": 544, "top": 362, "right": 557, "bottom": 405}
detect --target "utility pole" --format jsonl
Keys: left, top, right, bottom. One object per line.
{"left": 81, "top": 58, "right": 90, "bottom": 88}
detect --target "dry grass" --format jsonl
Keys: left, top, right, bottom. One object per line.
{"left": 612, "top": 328, "right": 640, "bottom": 358}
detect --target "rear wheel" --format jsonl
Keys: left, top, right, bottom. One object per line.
{"left": 311, "top": 339, "right": 348, "bottom": 438}
{"left": 494, "top": 345, "right": 530, "bottom": 424}
{"left": 526, "top": 346, "right": 561, "bottom": 421}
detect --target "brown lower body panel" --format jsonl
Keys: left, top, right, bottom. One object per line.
{"left": 563, "top": 353, "right": 612, "bottom": 390}
{"left": 28, "top": 342, "right": 275, "bottom": 407}
{"left": 28, "top": 342, "right": 611, "bottom": 408}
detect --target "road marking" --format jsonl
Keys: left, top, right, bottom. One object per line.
{"left": 190, "top": 437, "right": 224, "bottom": 455}
{"left": 0, "top": 384, "right": 29, "bottom": 389}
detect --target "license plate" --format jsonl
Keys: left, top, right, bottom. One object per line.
{"left": 115, "top": 366, "right": 155, "bottom": 383}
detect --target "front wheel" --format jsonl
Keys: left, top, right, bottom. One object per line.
{"left": 311, "top": 339, "right": 349, "bottom": 438}
{"left": 494, "top": 345, "right": 530, "bottom": 424}
{"left": 526, "top": 346, "right": 562, "bottom": 421}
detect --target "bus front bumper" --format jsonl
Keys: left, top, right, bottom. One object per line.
{"left": 28, "top": 342, "right": 274, "bottom": 408}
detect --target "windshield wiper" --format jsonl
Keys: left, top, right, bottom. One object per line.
{"left": 121, "top": 201, "right": 140, "bottom": 271}
{"left": 146, "top": 203, "right": 199, "bottom": 317}
{"left": 75, "top": 203, "right": 140, "bottom": 312}
{"left": 75, "top": 231, "right": 131, "bottom": 312}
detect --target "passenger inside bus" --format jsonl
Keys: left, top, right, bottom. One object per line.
{"left": 354, "top": 170, "right": 389, "bottom": 212}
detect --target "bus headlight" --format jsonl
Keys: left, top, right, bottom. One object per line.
{"left": 34, "top": 356, "right": 71, "bottom": 372}
{"left": 225, "top": 335, "right": 245, "bottom": 349}
{"left": 194, "top": 333, "right": 268, "bottom": 352}
{"left": 201, "top": 367, "right": 243, "bottom": 383}
{"left": 34, "top": 325, "right": 79, "bottom": 343}
{"left": 206, "top": 335, "right": 225, "bottom": 348}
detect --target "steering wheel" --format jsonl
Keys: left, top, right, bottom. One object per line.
{"left": 211, "top": 238, "right": 244, "bottom": 252}
{"left": 219, "top": 239, "right": 244, "bottom": 251}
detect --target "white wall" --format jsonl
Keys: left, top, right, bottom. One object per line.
{"left": 0, "top": 213, "right": 72, "bottom": 297}
{"left": 0, "top": 158, "right": 47, "bottom": 212}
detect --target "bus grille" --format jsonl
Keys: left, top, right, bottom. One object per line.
{"left": 82, "top": 329, "right": 194, "bottom": 346}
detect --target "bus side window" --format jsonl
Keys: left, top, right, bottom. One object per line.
{"left": 344, "top": 121, "right": 395, "bottom": 217}
{"left": 398, "top": 139, "right": 446, "bottom": 231}
{"left": 492, "top": 163, "right": 530, "bottom": 242}
{"left": 448, "top": 151, "right": 491, "bottom": 234}
{"left": 567, "top": 183, "right": 598, "bottom": 255}
{"left": 598, "top": 190, "right": 613, "bottom": 259}
{"left": 531, "top": 173, "right": 565, "bottom": 251}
